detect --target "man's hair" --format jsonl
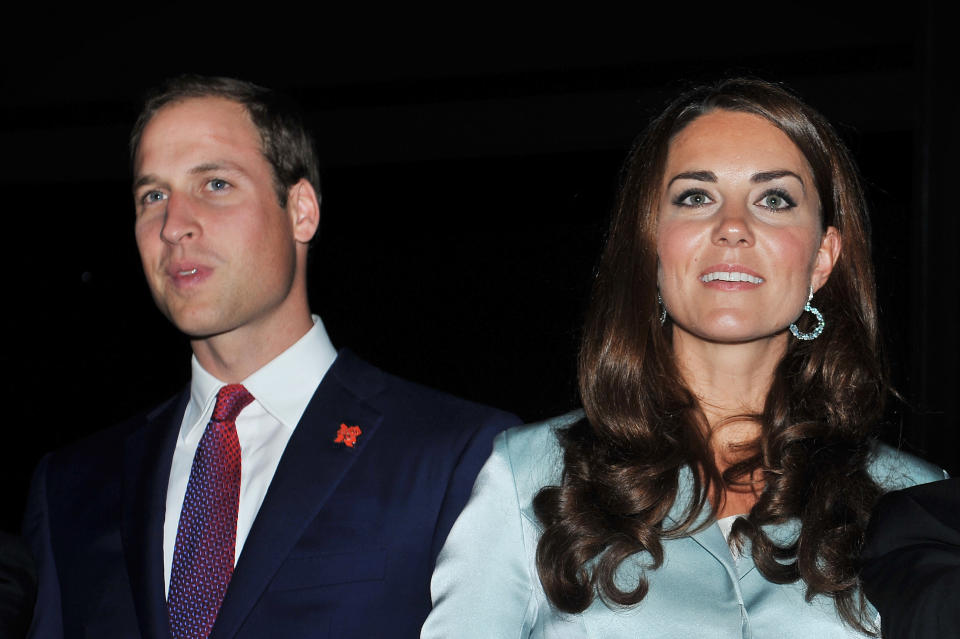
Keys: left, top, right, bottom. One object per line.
{"left": 129, "top": 75, "right": 321, "bottom": 208}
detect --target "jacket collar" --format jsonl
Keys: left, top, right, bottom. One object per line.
{"left": 209, "top": 349, "right": 384, "bottom": 639}
{"left": 663, "top": 466, "right": 796, "bottom": 582}
{"left": 120, "top": 349, "right": 385, "bottom": 639}
{"left": 121, "top": 389, "right": 189, "bottom": 639}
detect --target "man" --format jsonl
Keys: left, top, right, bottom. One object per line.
{"left": 24, "top": 76, "right": 520, "bottom": 638}
{"left": 860, "top": 478, "right": 960, "bottom": 639}
{"left": 0, "top": 531, "right": 36, "bottom": 638}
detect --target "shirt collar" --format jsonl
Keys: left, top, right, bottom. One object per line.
{"left": 181, "top": 315, "right": 337, "bottom": 441}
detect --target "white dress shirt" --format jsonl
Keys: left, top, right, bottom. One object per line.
{"left": 162, "top": 316, "right": 338, "bottom": 594}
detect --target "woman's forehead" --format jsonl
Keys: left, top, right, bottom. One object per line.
{"left": 665, "top": 111, "right": 810, "bottom": 174}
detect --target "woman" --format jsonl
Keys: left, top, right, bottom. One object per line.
{"left": 421, "top": 78, "right": 945, "bottom": 638}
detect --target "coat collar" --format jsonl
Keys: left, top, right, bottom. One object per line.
{"left": 121, "top": 389, "right": 189, "bottom": 639}
{"left": 209, "top": 349, "right": 384, "bottom": 639}
{"left": 120, "top": 350, "right": 385, "bottom": 638}
{"left": 663, "top": 466, "right": 786, "bottom": 582}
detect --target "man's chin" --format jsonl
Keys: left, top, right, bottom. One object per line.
{"left": 163, "top": 309, "right": 234, "bottom": 342}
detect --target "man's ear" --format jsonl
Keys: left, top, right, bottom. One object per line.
{"left": 812, "top": 226, "right": 842, "bottom": 292}
{"left": 287, "top": 178, "right": 320, "bottom": 244}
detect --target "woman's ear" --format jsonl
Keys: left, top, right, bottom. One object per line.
{"left": 812, "top": 226, "right": 842, "bottom": 292}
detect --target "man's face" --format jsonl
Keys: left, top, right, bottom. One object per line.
{"left": 133, "top": 97, "right": 308, "bottom": 341}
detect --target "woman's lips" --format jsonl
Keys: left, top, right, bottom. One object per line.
{"left": 700, "top": 271, "right": 764, "bottom": 284}
{"left": 699, "top": 265, "right": 764, "bottom": 287}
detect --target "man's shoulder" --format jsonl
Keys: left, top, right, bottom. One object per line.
{"left": 42, "top": 388, "right": 187, "bottom": 475}
{"left": 327, "top": 349, "right": 521, "bottom": 437}
{"left": 873, "top": 476, "right": 960, "bottom": 522}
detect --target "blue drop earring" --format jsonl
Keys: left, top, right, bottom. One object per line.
{"left": 789, "top": 286, "right": 824, "bottom": 341}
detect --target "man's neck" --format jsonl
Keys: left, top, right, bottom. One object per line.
{"left": 190, "top": 311, "right": 315, "bottom": 383}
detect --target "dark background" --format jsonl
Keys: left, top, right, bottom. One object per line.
{"left": 2, "top": 6, "right": 957, "bottom": 533}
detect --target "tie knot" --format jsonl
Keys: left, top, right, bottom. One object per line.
{"left": 211, "top": 384, "right": 254, "bottom": 423}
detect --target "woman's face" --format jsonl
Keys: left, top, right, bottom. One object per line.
{"left": 656, "top": 109, "right": 840, "bottom": 345}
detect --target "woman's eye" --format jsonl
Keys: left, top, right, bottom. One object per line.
{"left": 675, "top": 191, "right": 714, "bottom": 207}
{"left": 756, "top": 190, "right": 796, "bottom": 210}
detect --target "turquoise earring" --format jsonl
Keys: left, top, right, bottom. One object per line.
{"left": 789, "top": 286, "right": 824, "bottom": 341}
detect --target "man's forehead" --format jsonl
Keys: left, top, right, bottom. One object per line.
{"left": 141, "top": 97, "right": 259, "bottom": 148}
{"left": 153, "top": 95, "right": 251, "bottom": 123}
{"left": 134, "top": 97, "right": 264, "bottom": 173}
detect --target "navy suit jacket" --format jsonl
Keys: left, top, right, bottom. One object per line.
{"left": 24, "top": 350, "right": 520, "bottom": 638}
{"left": 861, "top": 478, "right": 960, "bottom": 639}
{"left": 0, "top": 531, "right": 36, "bottom": 638}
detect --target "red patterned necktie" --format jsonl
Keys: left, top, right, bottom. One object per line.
{"left": 168, "top": 384, "right": 253, "bottom": 639}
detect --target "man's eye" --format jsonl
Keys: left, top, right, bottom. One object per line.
{"left": 208, "top": 178, "right": 230, "bottom": 191}
{"left": 141, "top": 190, "right": 166, "bottom": 205}
{"left": 674, "top": 190, "right": 714, "bottom": 207}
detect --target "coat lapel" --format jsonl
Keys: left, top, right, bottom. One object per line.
{"left": 211, "top": 353, "right": 384, "bottom": 639}
{"left": 666, "top": 467, "right": 788, "bottom": 582}
{"left": 121, "top": 389, "right": 188, "bottom": 639}
{"left": 665, "top": 467, "right": 746, "bottom": 581}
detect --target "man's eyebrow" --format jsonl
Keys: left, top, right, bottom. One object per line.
{"left": 187, "top": 161, "right": 245, "bottom": 175}
{"left": 132, "top": 174, "right": 159, "bottom": 192}
{"left": 132, "top": 162, "right": 246, "bottom": 192}
{"left": 752, "top": 170, "right": 806, "bottom": 192}
{"left": 667, "top": 170, "right": 717, "bottom": 186}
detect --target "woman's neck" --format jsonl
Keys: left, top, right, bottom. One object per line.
{"left": 672, "top": 327, "right": 789, "bottom": 518}
{"left": 672, "top": 327, "right": 787, "bottom": 425}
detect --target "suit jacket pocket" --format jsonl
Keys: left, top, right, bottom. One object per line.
{"left": 269, "top": 548, "right": 387, "bottom": 591}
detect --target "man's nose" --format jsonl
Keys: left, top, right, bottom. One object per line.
{"left": 160, "top": 192, "right": 201, "bottom": 244}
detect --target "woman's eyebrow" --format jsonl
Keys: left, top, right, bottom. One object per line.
{"left": 752, "top": 169, "right": 806, "bottom": 192}
{"left": 667, "top": 170, "right": 717, "bottom": 186}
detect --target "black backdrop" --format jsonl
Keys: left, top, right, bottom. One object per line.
{"left": 2, "top": 7, "right": 957, "bottom": 533}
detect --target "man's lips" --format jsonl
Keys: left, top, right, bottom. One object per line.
{"left": 165, "top": 262, "right": 211, "bottom": 285}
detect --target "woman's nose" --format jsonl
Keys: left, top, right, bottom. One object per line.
{"left": 711, "top": 205, "right": 754, "bottom": 247}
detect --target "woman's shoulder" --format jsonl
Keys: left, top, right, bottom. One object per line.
{"left": 868, "top": 440, "right": 948, "bottom": 491}
{"left": 492, "top": 410, "right": 581, "bottom": 509}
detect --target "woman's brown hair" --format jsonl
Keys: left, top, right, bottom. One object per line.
{"left": 533, "top": 77, "right": 885, "bottom": 633}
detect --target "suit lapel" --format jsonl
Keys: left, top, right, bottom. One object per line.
{"left": 121, "top": 389, "right": 188, "bottom": 639}
{"left": 211, "top": 353, "right": 383, "bottom": 639}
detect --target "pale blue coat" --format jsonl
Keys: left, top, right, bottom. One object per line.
{"left": 422, "top": 412, "right": 946, "bottom": 639}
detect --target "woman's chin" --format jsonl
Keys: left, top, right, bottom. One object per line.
{"left": 673, "top": 320, "right": 790, "bottom": 346}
